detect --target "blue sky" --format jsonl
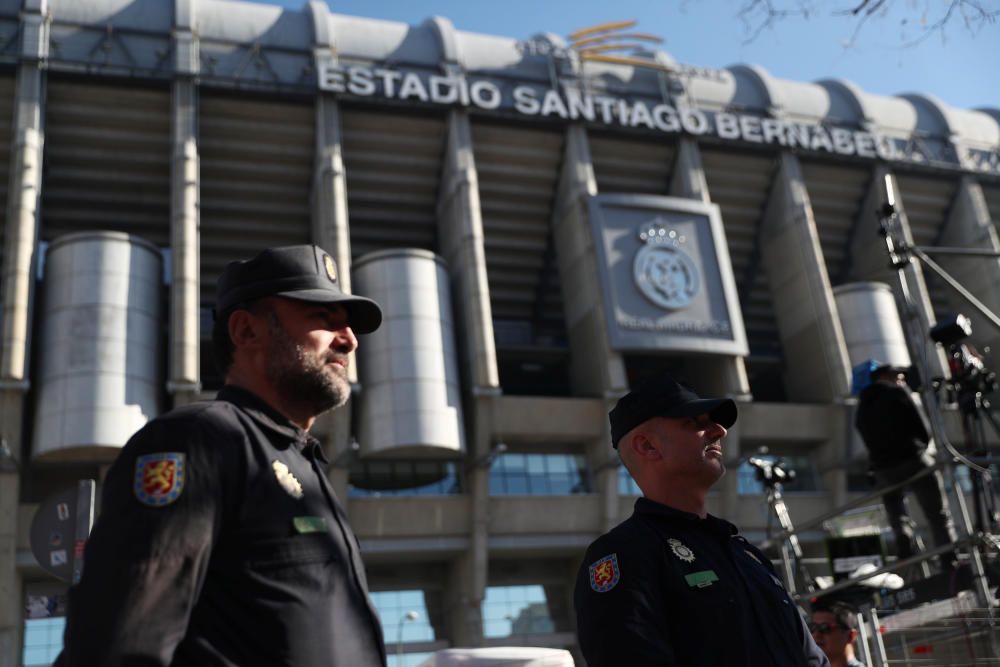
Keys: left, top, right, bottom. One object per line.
{"left": 260, "top": 0, "right": 998, "bottom": 112}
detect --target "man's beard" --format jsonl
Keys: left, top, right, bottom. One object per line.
{"left": 265, "top": 321, "right": 351, "bottom": 416}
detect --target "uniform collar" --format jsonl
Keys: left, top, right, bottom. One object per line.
{"left": 634, "top": 497, "right": 739, "bottom": 535}
{"left": 217, "top": 385, "right": 327, "bottom": 462}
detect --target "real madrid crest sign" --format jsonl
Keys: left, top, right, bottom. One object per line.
{"left": 633, "top": 219, "right": 700, "bottom": 310}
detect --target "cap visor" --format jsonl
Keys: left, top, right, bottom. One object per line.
{"left": 276, "top": 289, "right": 383, "bottom": 334}
{"left": 666, "top": 398, "right": 737, "bottom": 428}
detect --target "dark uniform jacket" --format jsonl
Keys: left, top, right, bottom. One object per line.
{"left": 574, "top": 498, "right": 829, "bottom": 667}
{"left": 855, "top": 382, "right": 929, "bottom": 470}
{"left": 56, "top": 386, "right": 386, "bottom": 667}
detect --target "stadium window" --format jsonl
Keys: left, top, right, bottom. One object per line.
{"left": 23, "top": 617, "right": 65, "bottom": 667}
{"left": 369, "top": 589, "right": 436, "bottom": 667}
{"left": 488, "top": 452, "right": 591, "bottom": 496}
{"left": 618, "top": 465, "right": 641, "bottom": 496}
{"left": 348, "top": 460, "right": 461, "bottom": 497}
{"left": 481, "top": 585, "right": 555, "bottom": 639}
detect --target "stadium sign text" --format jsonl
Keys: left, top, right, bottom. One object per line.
{"left": 318, "top": 63, "right": 999, "bottom": 176}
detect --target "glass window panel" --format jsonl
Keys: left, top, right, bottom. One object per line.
{"left": 489, "top": 453, "right": 592, "bottom": 497}
{"left": 349, "top": 461, "right": 461, "bottom": 497}
{"left": 390, "top": 652, "right": 435, "bottom": 667}
{"left": 370, "top": 590, "right": 435, "bottom": 644}
{"left": 619, "top": 466, "right": 641, "bottom": 495}
{"left": 23, "top": 617, "right": 65, "bottom": 667}
{"left": 482, "top": 585, "right": 554, "bottom": 639}
{"left": 526, "top": 455, "right": 547, "bottom": 474}
{"left": 505, "top": 475, "right": 529, "bottom": 495}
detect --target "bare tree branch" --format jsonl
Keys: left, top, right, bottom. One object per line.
{"left": 736, "top": 0, "right": 1000, "bottom": 48}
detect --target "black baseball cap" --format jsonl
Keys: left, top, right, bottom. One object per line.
{"left": 215, "top": 245, "right": 382, "bottom": 334}
{"left": 609, "top": 375, "right": 737, "bottom": 448}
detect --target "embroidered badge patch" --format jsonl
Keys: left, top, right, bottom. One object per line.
{"left": 273, "top": 460, "right": 304, "bottom": 499}
{"left": 134, "top": 453, "right": 185, "bottom": 507}
{"left": 589, "top": 554, "right": 621, "bottom": 592}
{"left": 668, "top": 538, "right": 696, "bottom": 563}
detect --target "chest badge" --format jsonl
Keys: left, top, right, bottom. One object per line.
{"left": 589, "top": 554, "right": 621, "bottom": 592}
{"left": 668, "top": 538, "right": 696, "bottom": 563}
{"left": 134, "top": 453, "right": 185, "bottom": 507}
{"left": 272, "top": 460, "right": 304, "bottom": 499}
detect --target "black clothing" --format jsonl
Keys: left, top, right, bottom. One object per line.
{"left": 56, "top": 386, "right": 386, "bottom": 667}
{"left": 855, "top": 382, "right": 958, "bottom": 567}
{"left": 855, "top": 382, "right": 928, "bottom": 470}
{"left": 574, "top": 498, "right": 829, "bottom": 667}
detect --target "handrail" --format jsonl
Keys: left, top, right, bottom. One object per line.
{"left": 757, "top": 461, "right": 940, "bottom": 552}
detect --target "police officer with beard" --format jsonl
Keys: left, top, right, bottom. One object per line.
{"left": 57, "top": 245, "right": 387, "bottom": 667}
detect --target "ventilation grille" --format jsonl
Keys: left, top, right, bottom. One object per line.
{"left": 589, "top": 132, "right": 675, "bottom": 194}
{"left": 341, "top": 107, "right": 445, "bottom": 259}
{"left": 799, "top": 161, "right": 870, "bottom": 287}
{"left": 472, "top": 120, "right": 565, "bottom": 345}
{"left": 40, "top": 78, "right": 170, "bottom": 246}
{"left": 199, "top": 91, "right": 314, "bottom": 306}
{"left": 895, "top": 172, "right": 958, "bottom": 320}
{"left": 700, "top": 148, "right": 778, "bottom": 357}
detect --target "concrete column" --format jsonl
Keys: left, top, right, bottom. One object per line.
{"left": 438, "top": 110, "right": 500, "bottom": 392}
{"left": 311, "top": 95, "right": 355, "bottom": 497}
{"left": 760, "top": 153, "right": 851, "bottom": 401}
{"left": 0, "top": 63, "right": 43, "bottom": 387}
{"left": 434, "top": 110, "right": 501, "bottom": 648}
{"left": 551, "top": 126, "right": 626, "bottom": 533}
{"left": 308, "top": 2, "right": 355, "bottom": 494}
{"left": 0, "top": 9, "right": 48, "bottom": 660}
{"left": 937, "top": 176, "right": 1000, "bottom": 354}
{"left": 846, "top": 167, "right": 948, "bottom": 379}
{"left": 553, "top": 126, "right": 627, "bottom": 397}
{"left": 167, "top": 79, "right": 201, "bottom": 406}
{"left": 668, "top": 138, "right": 751, "bottom": 400}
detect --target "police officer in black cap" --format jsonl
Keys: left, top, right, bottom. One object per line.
{"left": 573, "top": 375, "right": 829, "bottom": 667}
{"left": 57, "top": 245, "right": 387, "bottom": 667}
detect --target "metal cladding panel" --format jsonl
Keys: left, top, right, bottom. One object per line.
{"left": 47, "top": 0, "right": 173, "bottom": 77}
{"left": 833, "top": 281, "right": 910, "bottom": 369}
{"left": 799, "top": 160, "right": 871, "bottom": 286}
{"left": 589, "top": 131, "right": 675, "bottom": 195}
{"left": 895, "top": 172, "right": 959, "bottom": 320}
{"left": 33, "top": 232, "right": 163, "bottom": 461}
{"left": 699, "top": 147, "right": 779, "bottom": 357}
{"left": 353, "top": 249, "right": 465, "bottom": 459}
{"left": 199, "top": 92, "right": 313, "bottom": 307}
{"left": 341, "top": 107, "right": 445, "bottom": 258}
{"left": 471, "top": 119, "right": 565, "bottom": 339}
{"left": 40, "top": 79, "right": 170, "bottom": 245}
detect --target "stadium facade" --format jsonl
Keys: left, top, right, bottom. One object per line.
{"left": 1, "top": 0, "right": 999, "bottom": 664}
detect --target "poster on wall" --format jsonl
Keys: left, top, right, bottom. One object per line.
{"left": 587, "top": 194, "right": 748, "bottom": 356}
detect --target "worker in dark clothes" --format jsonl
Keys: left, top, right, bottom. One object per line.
{"left": 574, "top": 375, "right": 829, "bottom": 667}
{"left": 855, "top": 362, "right": 958, "bottom": 570}
{"left": 57, "top": 245, "right": 387, "bottom": 667}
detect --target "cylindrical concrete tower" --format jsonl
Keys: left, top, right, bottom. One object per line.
{"left": 353, "top": 249, "right": 465, "bottom": 458}
{"left": 32, "top": 232, "right": 163, "bottom": 461}
{"left": 833, "top": 281, "right": 911, "bottom": 368}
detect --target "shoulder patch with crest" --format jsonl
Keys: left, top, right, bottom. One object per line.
{"left": 134, "top": 453, "right": 185, "bottom": 506}
{"left": 589, "top": 554, "right": 621, "bottom": 592}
